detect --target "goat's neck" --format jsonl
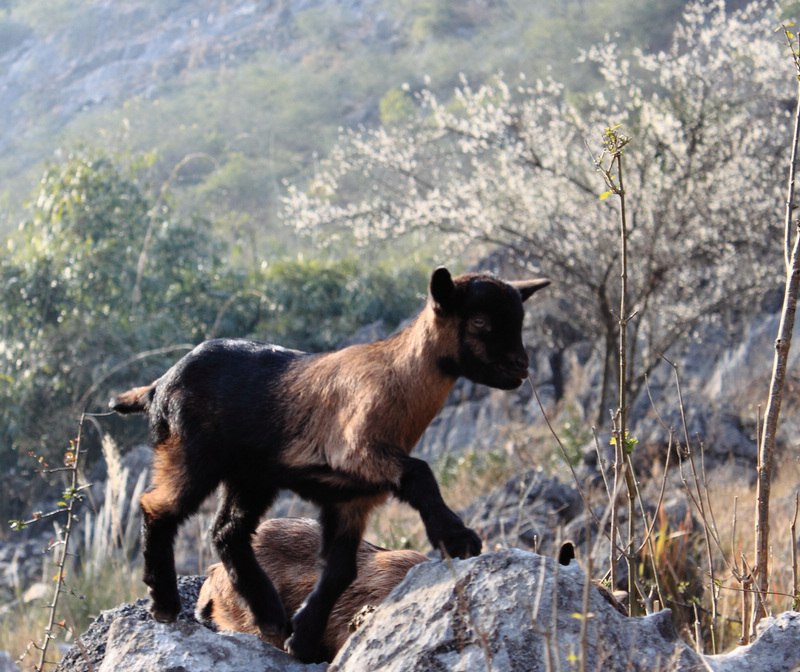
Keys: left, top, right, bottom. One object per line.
{"left": 384, "top": 308, "right": 458, "bottom": 417}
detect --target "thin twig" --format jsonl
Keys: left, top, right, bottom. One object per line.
{"left": 792, "top": 492, "right": 799, "bottom": 610}
{"left": 33, "top": 414, "right": 89, "bottom": 672}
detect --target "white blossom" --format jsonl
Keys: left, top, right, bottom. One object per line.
{"left": 281, "top": 0, "right": 791, "bottom": 408}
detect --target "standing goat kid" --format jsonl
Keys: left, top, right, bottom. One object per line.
{"left": 110, "top": 267, "right": 548, "bottom": 663}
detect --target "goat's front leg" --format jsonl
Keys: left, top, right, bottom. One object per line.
{"left": 285, "top": 501, "right": 369, "bottom": 664}
{"left": 395, "top": 456, "right": 482, "bottom": 559}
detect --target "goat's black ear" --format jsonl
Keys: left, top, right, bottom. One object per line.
{"left": 557, "top": 540, "right": 576, "bottom": 566}
{"left": 430, "top": 267, "right": 456, "bottom": 314}
{"left": 511, "top": 278, "right": 550, "bottom": 302}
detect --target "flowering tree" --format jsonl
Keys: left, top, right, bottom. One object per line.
{"left": 283, "top": 0, "right": 790, "bottom": 422}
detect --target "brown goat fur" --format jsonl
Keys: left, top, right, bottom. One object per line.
{"left": 196, "top": 517, "right": 427, "bottom": 661}
{"left": 110, "top": 267, "right": 548, "bottom": 663}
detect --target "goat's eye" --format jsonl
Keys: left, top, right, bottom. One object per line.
{"left": 470, "top": 317, "right": 489, "bottom": 331}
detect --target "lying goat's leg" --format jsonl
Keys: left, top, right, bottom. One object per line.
{"left": 396, "top": 456, "right": 482, "bottom": 559}
{"left": 212, "top": 483, "right": 286, "bottom": 638}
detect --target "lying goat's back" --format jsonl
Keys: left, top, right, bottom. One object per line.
{"left": 196, "top": 517, "right": 427, "bottom": 661}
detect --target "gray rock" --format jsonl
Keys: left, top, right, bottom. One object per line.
{"left": 55, "top": 576, "right": 208, "bottom": 672}
{"left": 705, "top": 612, "right": 800, "bottom": 672}
{"left": 54, "top": 573, "right": 327, "bottom": 672}
{"left": 329, "top": 550, "right": 800, "bottom": 672}
{"left": 330, "top": 549, "right": 705, "bottom": 672}
{"left": 464, "top": 469, "right": 581, "bottom": 554}
{"left": 97, "top": 617, "right": 322, "bottom": 672}
{"left": 0, "top": 651, "right": 20, "bottom": 672}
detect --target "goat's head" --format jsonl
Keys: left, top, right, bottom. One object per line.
{"left": 430, "top": 267, "right": 549, "bottom": 390}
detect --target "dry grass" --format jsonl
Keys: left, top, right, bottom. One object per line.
{"left": 704, "top": 454, "right": 800, "bottom": 646}
{"left": 0, "top": 546, "right": 147, "bottom": 671}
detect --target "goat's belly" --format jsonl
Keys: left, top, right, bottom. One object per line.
{"left": 281, "top": 464, "right": 392, "bottom": 504}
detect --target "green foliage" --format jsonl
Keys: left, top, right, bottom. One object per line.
{"left": 254, "top": 259, "right": 426, "bottom": 353}
{"left": 0, "top": 0, "right": 705, "bottom": 245}
{"left": 399, "top": 0, "right": 475, "bottom": 44}
{"left": 0, "top": 148, "right": 429, "bottom": 523}
{"left": 380, "top": 87, "right": 417, "bottom": 127}
{"left": 4, "top": 0, "right": 90, "bottom": 34}
{"left": 0, "top": 149, "right": 250, "bottom": 517}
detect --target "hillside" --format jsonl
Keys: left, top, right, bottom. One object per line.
{"left": 0, "top": 0, "right": 696, "bottom": 242}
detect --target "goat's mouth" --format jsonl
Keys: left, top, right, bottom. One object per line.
{"left": 490, "top": 365, "right": 529, "bottom": 390}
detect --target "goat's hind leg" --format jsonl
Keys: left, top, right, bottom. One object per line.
{"left": 212, "top": 484, "right": 287, "bottom": 639}
{"left": 140, "top": 436, "right": 216, "bottom": 622}
{"left": 140, "top": 502, "right": 182, "bottom": 622}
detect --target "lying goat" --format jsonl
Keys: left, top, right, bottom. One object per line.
{"left": 110, "top": 267, "right": 548, "bottom": 662}
{"left": 196, "top": 517, "right": 427, "bottom": 661}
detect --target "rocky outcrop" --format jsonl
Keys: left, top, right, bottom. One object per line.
{"left": 54, "top": 575, "right": 324, "bottom": 672}
{"left": 1, "top": 0, "right": 394, "bottom": 163}
{"left": 54, "top": 551, "right": 800, "bottom": 672}
{"left": 331, "top": 550, "right": 800, "bottom": 672}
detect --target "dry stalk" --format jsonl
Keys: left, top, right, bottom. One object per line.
{"left": 550, "top": 555, "right": 562, "bottom": 672}
{"left": 590, "top": 426, "right": 612, "bottom": 497}
{"left": 792, "top": 492, "right": 799, "bottom": 610}
{"left": 578, "top": 524, "right": 593, "bottom": 672}
{"left": 596, "top": 125, "right": 639, "bottom": 615}
{"left": 528, "top": 375, "right": 611, "bottom": 542}
{"left": 527, "top": 554, "right": 553, "bottom": 672}
{"left": 739, "top": 553, "right": 754, "bottom": 645}
{"left": 750, "top": 24, "right": 800, "bottom": 631}
{"left": 61, "top": 603, "right": 96, "bottom": 672}
{"left": 692, "top": 603, "right": 703, "bottom": 655}
{"left": 29, "top": 414, "right": 90, "bottom": 671}
{"left": 662, "top": 355, "right": 724, "bottom": 652}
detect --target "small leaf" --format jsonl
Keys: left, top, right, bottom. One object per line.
{"left": 571, "top": 611, "right": 595, "bottom": 620}
{"left": 600, "top": 190, "right": 614, "bottom": 200}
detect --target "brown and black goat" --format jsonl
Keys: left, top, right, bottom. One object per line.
{"left": 196, "top": 517, "right": 427, "bottom": 661}
{"left": 110, "top": 267, "right": 549, "bottom": 663}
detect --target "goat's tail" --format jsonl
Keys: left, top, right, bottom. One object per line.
{"left": 109, "top": 383, "right": 156, "bottom": 414}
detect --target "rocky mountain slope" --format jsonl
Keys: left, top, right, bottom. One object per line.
{"left": 1, "top": 1, "right": 383, "bottom": 159}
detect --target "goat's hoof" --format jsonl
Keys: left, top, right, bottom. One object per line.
{"left": 257, "top": 619, "right": 288, "bottom": 640}
{"left": 441, "top": 526, "right": 482, "bottom": 559}
{"left": 149, "top": 593, "right": 181, "bottom": 623}
{"left": 285, "top": 633, "right": 319, "bottom": 664}
{"left": 150, "top": 603, "right": 180, "bottom": 623}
